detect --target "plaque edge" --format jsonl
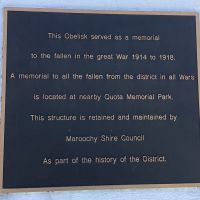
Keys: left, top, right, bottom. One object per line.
{"left": 1, "top": 7, "right": 200, "bottom": 193}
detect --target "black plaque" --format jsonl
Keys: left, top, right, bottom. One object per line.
{"left": 1, "top": 8, "right": 200, "bottom": 192}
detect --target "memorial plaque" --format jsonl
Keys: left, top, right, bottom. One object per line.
{"left": 1, "top": 8, "right": 200, "bottom": 192}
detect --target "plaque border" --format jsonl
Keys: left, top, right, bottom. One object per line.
{"left": 1, "top": 7, "right": 200, "bottom": 193}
